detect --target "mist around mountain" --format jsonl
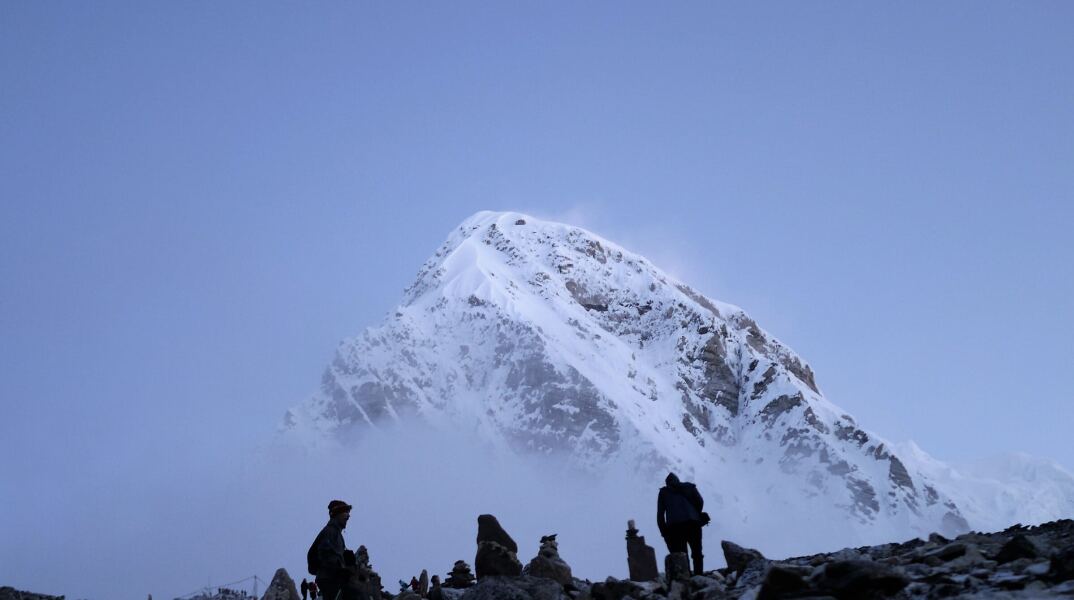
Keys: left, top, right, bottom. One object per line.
{"left": 284, "top": 211, "right": 1074, "bottom": 556}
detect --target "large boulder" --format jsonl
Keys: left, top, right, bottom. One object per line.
{"left": 721, "top": 540, "right": 767, "bottom": 575}
{"left": 1050, "top": 544, "right": 1074, "bottom": 582}
{"left": 756, "top": 564, "right": 810, "bottom": 600}
{"left": 459, "top": 576, "right": 568, "bottom": 600}
{"left": 476, "top": 540, "right": 523, "bottom": 578}
{"left": 475, "top": 515, "right": 523, "bottom": 578}
{"left": 813, "top": 560, "right": 909, "bottom": 598}
{"left": 261, "top": 569, "right": 300, "bottom": 600}
{"left": 477, "top": 514, "right": 518, "bottom": 553}
{"left": 664, "top": 552, "right": 691, "bottom": 583}
{"left": 587, "top": 578, "right": 646, "bottom": 600}
{"left": 996, "top": 534, "right": 1042, "bottom": 564}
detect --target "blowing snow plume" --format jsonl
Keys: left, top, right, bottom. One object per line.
{"left": 282, "top": 210, "right": 1074, "bottom": 559}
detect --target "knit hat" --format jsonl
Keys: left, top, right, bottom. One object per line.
{"left": 328, "top": 500, "right": 353, "bottom": 516}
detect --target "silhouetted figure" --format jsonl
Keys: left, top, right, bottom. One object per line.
{"left": 309, "top": 499, "right": 353, "bottom": 600}
{"left": 657, "top": 472, "right": 707, "bottom": 575}
{"left": 308, "top": 581, "right": 318, "bottom": 599}
{"left": 301, "top": 579, "right": 309, "bottom": 600}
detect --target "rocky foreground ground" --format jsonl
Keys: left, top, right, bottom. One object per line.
{"left": 280, "top": 516, "right": 1074, "bottom": 600}
{"left": 6, "top": 518, "right": 1074, "bottom": 600}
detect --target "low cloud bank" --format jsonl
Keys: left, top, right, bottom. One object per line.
{"left": 4, "top": 423, "right": 896, "bottom": 600}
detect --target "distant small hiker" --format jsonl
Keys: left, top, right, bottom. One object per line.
{"left": 309, "top": 499, "right": 353, "bottom": 600}
{"left": 300, "top": 579, "right": 309, "bottom": 600}
{"left": 308, "top": 581, "right": 318, "bottom": 599}
{"left": 657, "top": 472, "right": 708, "bottom": 575}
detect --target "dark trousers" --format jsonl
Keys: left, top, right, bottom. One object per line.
{"left": 664, "top": 521, "right": 704, "bottom": 575}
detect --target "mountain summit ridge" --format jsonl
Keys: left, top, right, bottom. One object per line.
{"left": 284, "top": 211, "right": 1071, "bottom": 542}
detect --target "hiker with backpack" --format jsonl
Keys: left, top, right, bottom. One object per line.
{"left": 308, "top": 499, "right": 353, "bottom": 600}
{"left": 657, "top": 472, "right": 710, "bottom": 575}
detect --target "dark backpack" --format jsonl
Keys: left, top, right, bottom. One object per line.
{"left": 307, "top": 534, "right": 321, "bottom": 576}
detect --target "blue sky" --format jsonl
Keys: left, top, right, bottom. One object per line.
{"left": 2, "top": 2, "right": 1072, "bottom": 598}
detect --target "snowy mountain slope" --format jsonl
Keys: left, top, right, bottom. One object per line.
{"left": 283, "top": 211, "right": 1073, "bottom": 540}
{"left": 896, "top": 442, "right": 1074, "bottom": 533}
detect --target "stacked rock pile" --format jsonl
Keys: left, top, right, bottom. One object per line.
{"left": 522, "top": 534, "right": 574, "bottom": 587}
{"left": 346, "top": 544, "right": 385, "bottom": 600}
{"left": 443, "top": 561, "right": 475, "bottom": 589}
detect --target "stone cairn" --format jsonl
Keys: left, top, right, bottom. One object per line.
{"left": 625, "top": 519, "right": 659, "bottom": 582}
{"left": 344, "top": 544, "right": 383, "bottom": 600}
{"left": 442, "top": 560, "right": 475, "bottom": 589}
{"left": 521, "top": 533, "right": 574, "bottom": 587}
{"left": 474, "top": 514, "right": 522, "bottom": 578}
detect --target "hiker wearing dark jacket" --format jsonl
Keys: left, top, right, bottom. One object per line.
{"left": 311, "top": 500, "right": 353, "bottom": 600}
{"left": 657, "top": 472, "right": 706, "bottom": 575}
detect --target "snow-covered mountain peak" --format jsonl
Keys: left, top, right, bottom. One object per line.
{"left": 402, "top": 211, "right": 739, "bottom": 321}
{"left": 283, "top": 212, "right": 1074, "bottom": 544}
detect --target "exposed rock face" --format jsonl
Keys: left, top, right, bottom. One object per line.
{"left": 521, "top": 534, "right": 573, "bottom": 586}
{"left": 260, "top": 569, "right": 300, "bottom": 600}
{"left": 475, "top": 515, "right": 522, "bottom": 578}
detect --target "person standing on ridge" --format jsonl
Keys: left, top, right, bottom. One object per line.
{"left": 300, "top": 579, "right": 309, "bottom": 600}
{"left": 657, "top": 472, "right": 708, "bottom": 575}
{"left": 308, "top": 499, "right": 353, "bottom": 600}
